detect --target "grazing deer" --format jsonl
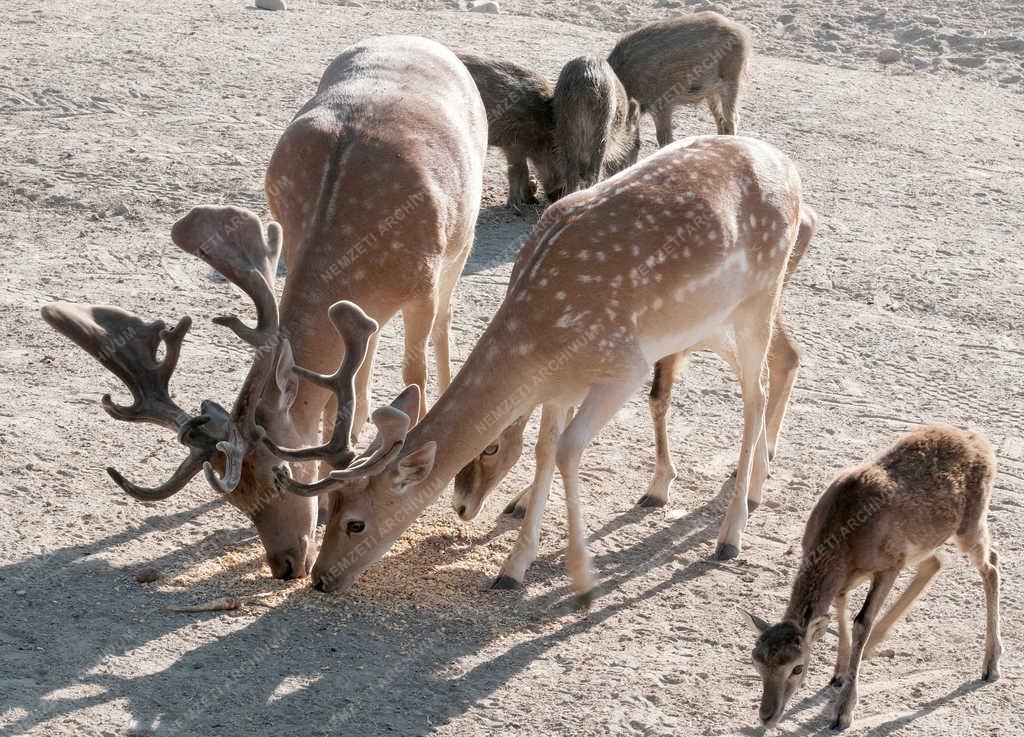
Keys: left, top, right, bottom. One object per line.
{"left": 457, "top": 51, "right": 562, "bottom": 207}
{"left": 553, "top": 55, "right": 641, "bottom": 197}
{"left": 269, "top": 135, "right": 814, "bottom": 598}
{"left": 40, "top": 35, "right": 486, "bottom": 579}
{"left": 608, "top": 13, "right": 751, "bottom": 145}
{"left": 744, "top": 425, "right": 1002, "bottom": 731}
{"left": 452, "top": 204, "right": 813, "bottom": 521}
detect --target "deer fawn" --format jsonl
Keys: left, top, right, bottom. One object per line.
{"left": 453, "top": 203, "right": 813, "bottom": 522}
{"left": 744, "top": 425, "right": 1002, "bottom": 731}
{"left": 40, "top": 35, "right": 486, "bottom": 580}
{"left": 608, "top": 13, "right": 751, "bottom": 145}
{"left": 268, "top": 135, "right": 814, "bottom": 598}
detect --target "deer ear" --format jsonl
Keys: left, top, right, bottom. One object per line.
{"left": 393, "top": 442, "right": 436, "bottom": 492}
{"left": 741, "top": 609, "right": 770, "bottom": 634}
{"left": 273, "top": 339, "right": 298, "bottom": 411}
{"left": 805, "top": 615, "right": 829, "bottom": 645}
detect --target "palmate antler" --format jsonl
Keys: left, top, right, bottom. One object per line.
{"left": 41, "top": 206, "right": 285, "bottom": 500}
{"left": 261, "top": 301, "right": 378, "bottom": 470}
{"left": 262, "top": 299, "right": 421, "bottom": 497}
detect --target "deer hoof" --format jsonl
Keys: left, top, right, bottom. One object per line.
{"left": 829, "top": 675, "right": 845, "bottom": 688}
{"left": 713, "top": 543, "right": 740, "bottom": 561}
{"left": 502, "top": 502, "right": 527, "bottom": 519}
{"left": 636, "top": 494, "right": 667, "bottom": 508}
{"left": 491, "top": 575, "right": 521, "bottom": 590}
{"left": 574, "top": 589, "right": 594, "bottom": 610}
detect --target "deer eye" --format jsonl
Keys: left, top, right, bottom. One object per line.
{"left": 791, "top": 665, "right": 804, "bottom": 677}
{"left": 482, "top": 444, "right": 499, "bottom": 456}
{"left": 346, "top": 520, "right": 365, "bottom": 535}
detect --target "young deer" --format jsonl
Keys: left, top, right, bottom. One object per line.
{"left": 608, "top": 13, "right": 751, "bottom": 145}
{"left": 745, "top": 425, "right": 1002, "bottom": 731}
{"left": 40, "top": 35, "right": 486, "bottom": 579}
{"left": 452, "top": 205, "right": 813, "bottom": 521}
{"left": 268, "top": 135, "right": 814, "bottom": 597}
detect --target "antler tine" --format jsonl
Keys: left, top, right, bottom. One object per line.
{"left": 108, "top": 447, "right": 208, "bottom": 501}
{"left": 263, "top": 301, "right": 379, "bottom": 469}
{"left": 276, "top": 387, "right": 418, "bottom": 497}
{"left": 41, "top": 302, "right": 224, "bottom": 501}
{"left": 171, "top": 206, "right": 282, "bottom": 348}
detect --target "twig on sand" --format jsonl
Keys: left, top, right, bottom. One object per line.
{"left": 165, "top": 591, "right": 275, "bottom": 613}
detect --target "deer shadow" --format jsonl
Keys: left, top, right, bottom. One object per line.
{"left": 4, "top": 469, "right": 739, "bottom": 736}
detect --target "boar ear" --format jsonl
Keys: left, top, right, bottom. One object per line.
{"left": 741, "top": 609, "right": 770, "bottom": 634}
{"left": 627, "top": 98, "right": 641, "bottom": 125}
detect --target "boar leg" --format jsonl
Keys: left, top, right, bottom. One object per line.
{"left": 653, "top": 105, "right": 675, "bottom": 147}
{"left": 504, "top": 145, "right": 539, "bottom": 208}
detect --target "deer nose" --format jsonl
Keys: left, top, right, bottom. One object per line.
{"left": 457, "top": 504, "right": 468, "bottom": 519}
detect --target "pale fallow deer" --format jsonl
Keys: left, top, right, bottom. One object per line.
{"left": 41, "top": 34, "right": 486, "bottom": 579}
{"left": 744, "top": 424, "right": 1001, "bottom": 731}
{"left": 267, "top": 135, "right": 815, "bottom": 600}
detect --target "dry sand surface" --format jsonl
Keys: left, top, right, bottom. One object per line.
{"left": 1, "top": 1, "right": 1022, "bottom": 736}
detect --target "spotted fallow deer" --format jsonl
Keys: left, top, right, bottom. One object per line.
{"left": 40, "top": 34, "right": 486, "bottom": 580}
{"left": 744, "top": 425, "right": 1001, "bottom": 731}
{"left": 452, "top": 201, "right": 813, "bottom": 522}
{"left": 268, "top": 135, "right": 814, "bottom": 598}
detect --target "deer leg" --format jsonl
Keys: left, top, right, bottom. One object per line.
{"left": 504, "top": 407, "right": 576, "bottom": 518}
{"left": 557, "top": 370, "right": 646, "bottom": 605}
{"left": 401, "top": 297, "right": 437, "bottom": 420}
{"left": 831, "top": 592, "right": 852, "bottom": 686}
{"left": 638, "top": 352, "right": 686, "bottom": 508}
{"left": 958, "top": 525, "right": 1002, "bottom": 682}
{"left": 765, "top": 318, "right": 801, "bottom": 461}
{"left": 653, "top": 105, "right": 675, "bottom": 147}
{"left": 864, "top": 553, "right": 945, "bottom": 658}
{"left": 493, "top": 404, "right": 571, "bottom": 588}
{"left": 832, "top": 569, "right": 898, "bottom": 731}
{"left": 714, "top": 314, "right": 772, "bottom": 560}
{"left": 430, "top": 271, "right": 458, "bottom": 395}
{"left": 316, "top": 392, "right": 340, "bottom": 524}
{"left": 351, "top": 332, "right": 380, "bottom": 442}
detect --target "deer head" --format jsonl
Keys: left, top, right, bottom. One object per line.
{"left": 743, "top": 611, "right": 829, "bottom": 727}
{"left": 42, "top": 206, "right": 332, "bottom": 579}
{"left": 452, "top": 415, "right": 529, "bottom": 521}
{"left": 258, "top": 300, "right": 441, "bottom": 592}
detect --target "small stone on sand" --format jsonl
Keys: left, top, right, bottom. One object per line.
{"left": 255, "top": 0, "right": 286, "bottom": 10}
{"left": 468, "top": 0, "right": 500, "bottom": 12}
{"left": 135, "top": 567, "right": 161, "bottom": 583}
{"left": 878, "top": 48, "right": 902, "bottom": 64}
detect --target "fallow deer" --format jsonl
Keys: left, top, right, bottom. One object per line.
{"left": 608, "top": 13, "right": 751, "bottom": 145}
{"left": 269, "top": 135, "right": 815, "bottom": 599}
{"left": 452, "top": 204, "right": 813, "bottom": 521}
{"left": 744, "top": 425, "right": 1001, "bottom": 731}
{"left": 40, "top": 35, "right": 486, "bottom": 579}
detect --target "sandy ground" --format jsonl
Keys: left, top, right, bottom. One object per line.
{"left": 1, "top": 1, "right": 1022, "bottom": 736}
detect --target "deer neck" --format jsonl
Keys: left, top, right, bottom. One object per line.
{"left": 783, "top": 551, "right": 846, "bottom": 627}
{"left": 403, "top": 331, "right": 543, "bottom": 504}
